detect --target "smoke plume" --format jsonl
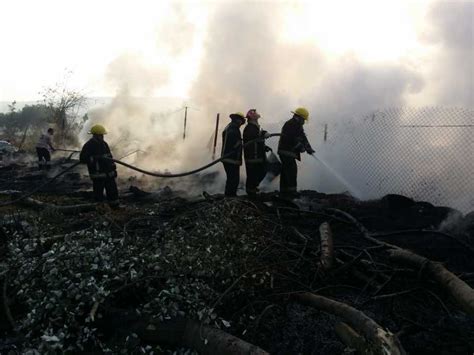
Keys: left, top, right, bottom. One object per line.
{"left": 84, "top": 1, "right": 473, "bottom": 209}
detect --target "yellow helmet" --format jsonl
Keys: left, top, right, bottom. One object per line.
{"left": 292, "top": 107, "right": 309, "bottom": 121}
{"left": 89, "top": 124, "right": 107, "bottom": 135}
{"left": 229, "top": 112, "right": 246, "bottom": 120}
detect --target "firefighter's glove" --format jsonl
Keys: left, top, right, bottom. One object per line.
{"left": 262, "top": 131, "right": 271, "bottom": 139}
{"left": 265, "top": 146, "right": 272, "bottom": 152}
{"left": 306, "top": 147, "right": 316, "bottom": 155}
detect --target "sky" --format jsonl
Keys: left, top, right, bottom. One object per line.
{"left": 1, "top": 0, "right": 470, "bottom": 104}
{"left": 0, "top": 0, "right": 472, "bottom": 210}
{"left": 0, "top": 0, "right": 207, "bottom": 101}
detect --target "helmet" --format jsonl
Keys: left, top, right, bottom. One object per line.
{"left": 292, "top": 107, "right": 309, "bottom": 121}
{"left": 89, "top": 124, "right": 107, "bottom": 135}
{"left": 246, "top": 109, "right": 261, "bottom": 120}
{"left": 229, "top": 112, "right": 246, "bottom": 120}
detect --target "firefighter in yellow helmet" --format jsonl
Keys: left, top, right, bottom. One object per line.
{"left": 277, "top": 107, "right": 315, "bottom": 198}
{"left": 79, "top": 124, "right": 119, "bottom": 207}
{"left": 221, "top": 112, "right": 246, "bottom": 196}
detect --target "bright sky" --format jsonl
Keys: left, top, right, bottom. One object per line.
{"left": 0, "top": 0, "right": 432, "bottom": 102}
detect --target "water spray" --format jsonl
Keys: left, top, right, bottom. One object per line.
{"left": 309, "top": 153, "right": 362, "bottom": 199}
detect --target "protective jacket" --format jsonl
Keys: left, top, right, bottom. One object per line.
{"left": 243, "top": 121, "right": 266, "bottom": 164}
{"left": 277, "top": 118, "right": 312, "bottom": 161}
{"left": 221, "top": 122, "right": 242, "bottom": 165}
{"left": 80, "top": 137, "right": 117, "bottom": 179}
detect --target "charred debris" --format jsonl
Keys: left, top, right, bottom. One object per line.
{"left": 0, "top": 159, "right": 473, "bottom": 354}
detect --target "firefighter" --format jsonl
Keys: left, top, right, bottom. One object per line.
{"left": 243, "top": 109, "right": 270, "bottom": 197}
{"left": 79, "top": 124, "right": 119, "bottom": 207}
{"left": 221, "top": 112, "right": 245, "bottom": 197}
{"left": 277, "top": 107, "right": 315, "bottom": 197}
{"left": 35, "top": 128, "right": 55, "bottom": 170}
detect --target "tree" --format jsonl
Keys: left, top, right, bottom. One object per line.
{"left": 0, "top": 104, "right": 53, "bottom": 149}
{"left": 7, "top": 100, "right": 17, "bottom": 113}
{"left": 40, "top": 72, "right": 87, "bottom": 145}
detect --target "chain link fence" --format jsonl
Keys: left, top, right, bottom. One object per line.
{"left": 311, "top": 107, "right": 473, "bottom": 212}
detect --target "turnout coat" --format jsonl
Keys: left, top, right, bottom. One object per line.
{"left": 80, "top": 137, "right": 117, "bottom": 179}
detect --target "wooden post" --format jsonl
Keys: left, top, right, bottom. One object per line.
{"left": 212, "top": 113, "right": 220, "bottom": 160}
{"left": 183, "top": 106, "right": 188, "bottom": 140}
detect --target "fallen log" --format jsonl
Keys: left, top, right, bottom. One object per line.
{"left": 388, "top": 249, "right": 474, "bottom": 314}
{"left": 335, "top": 322, "right": 365, "bottom": 352}
{"left": 136, "top": 318, "right": 268, "bottom": 355}
{"left": 317, "top": 222, "right": 334, "bottom": 276}
{"left": 20, "top": 197, "right": 97, "bottom": 214}
{"left": 319, "top": 222, "right": 334, "bottom": 268}
{"left": 295, "top": 293, "right": 406, "bottom": 355}
{"left": 0, "top": 190, "right": 97, "bottom": 214}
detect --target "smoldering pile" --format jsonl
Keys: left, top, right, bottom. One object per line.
{"left": 0, "top": 169, "right": 473, "bottom": 354}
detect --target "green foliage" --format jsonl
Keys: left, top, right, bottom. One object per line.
{"left": 0, "top": 103, "right": 53, "bottom": 141}
{"left": 40, "top": 81, "right": 87, "bottom": 146}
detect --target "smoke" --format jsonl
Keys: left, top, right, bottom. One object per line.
{"left": 415, "top": 0, "right": 474, "bottom": 108}
{"left": 82, "top": 1, "right": 472, "bottom": 207}
{"left": 155, "top": 3, "right": 197, "bottom": 57}
{"left": 186, "top": 1, "right": 472, "bottom": 210}
{"left": 84, "top": 3, "right": 220, "bottom": 195}
{"left": 105, "top": 53, "right": 169, "bottom": 97}
{"left": 188, "top": 2, "right": 421, "bottom": 192}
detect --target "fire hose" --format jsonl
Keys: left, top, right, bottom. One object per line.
{"left": 108, "top": 133, "right": 281, "bottom": 178}
{"left": 0, "top": 134, "right": 281, "bottom": 206}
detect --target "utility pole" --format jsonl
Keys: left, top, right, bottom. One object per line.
{"left": 323, "top": 124, "right": 328, "bottom": 142}
{"left": 183, "top": 106, "right": 188, "bottom": 140}
{"left": 212, "top": 113, "right": 220, "bottom": 160}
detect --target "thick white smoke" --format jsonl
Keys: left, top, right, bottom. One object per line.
{"left": 84, "top": 1, "right": 473, "bottom": 209}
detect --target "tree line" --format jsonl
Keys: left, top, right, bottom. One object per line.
{"left": 0, "top": 83, "right": 88, "bottom": 150}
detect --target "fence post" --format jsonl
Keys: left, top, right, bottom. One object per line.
{"left": 212, "top": 113, "right": 220, "bottom": 160}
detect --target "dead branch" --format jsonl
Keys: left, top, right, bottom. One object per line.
{"left": 371, "top": 288, "right": 419, "bottom": 301}
{"left": 335, "top": 322, "right": 365, "bottom": 352}
{"left": 330, "top": 252, "right": 364, "bottom": 278}
{"left": 2, "top": 272, "right": 17, "bottom": 332}
{"left": 318, "top": 222, "right": 334, "bottom": 274}
{"left": 295, "top": 292, "right": 406, "bottom": 355}
{"left": 254, "top": 304, "right": 278, "bottom": 331}
{"left": 137, "top": 318, "right": 269, "bottom": 355}
{"left": 0, "top": 190, "right": 96, "bottom": 213}
{"left": 89, "top": 301, "right": 100, "bottom": 322}
{"left": 21, "top": 197, "right": 97, "bottom": 214}
{"left": 325, "top": 208, "right": 402, "bottom": 250}
{"left": 371, "top": 229, "right": 474, "bottom": 255}
{"left": 388, "top": 249, "right": 474, "bottom": 314}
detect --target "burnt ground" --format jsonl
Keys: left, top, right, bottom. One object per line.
{"left": 0, "top": 158, "right": 473, "bottom": 354}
